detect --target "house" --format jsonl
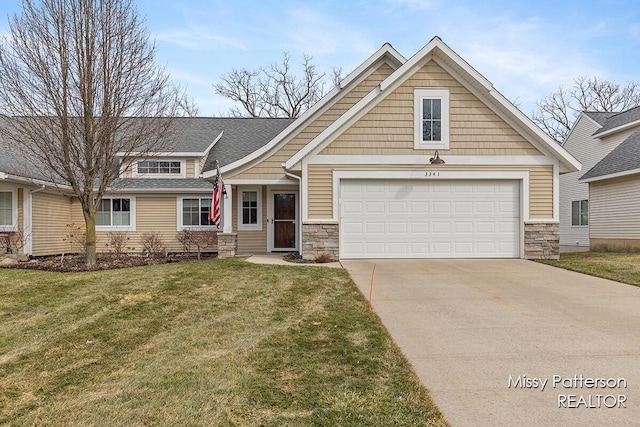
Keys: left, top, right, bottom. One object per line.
{"left": 559, "top": 111, "right": 617, "bottom": 251}
{"left": 203, "top": 36, "right": 579, "bottom": 260}
{"left": 578, "top": 108, "right": 640, "bottom": 251}
{"left": 559, "top": 106, "right": 640, "bottom": 252}
{"left": 1, "top": 36, "right": 580, "bottom": 261}
{"left": 0, "top": 118, "right": 292, "bottom": 257}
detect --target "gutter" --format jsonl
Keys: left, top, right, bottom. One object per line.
{"left": 0, "top": 172, "right": 7, "bottom": 179}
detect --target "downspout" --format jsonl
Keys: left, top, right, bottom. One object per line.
{"left": 282, "top": 164, "right": 303, "bottom": 255}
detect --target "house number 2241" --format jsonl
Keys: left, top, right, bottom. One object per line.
{"left": 424, "top": 171, "right": 440, "bottom": 177}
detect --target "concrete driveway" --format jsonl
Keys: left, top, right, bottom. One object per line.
{"left": 341, "top": 259, "right": 640, "bottom": 427}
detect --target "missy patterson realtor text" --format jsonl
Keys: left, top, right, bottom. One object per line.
{"left": 508, "top": 375, "right": 627, "bottom": 408}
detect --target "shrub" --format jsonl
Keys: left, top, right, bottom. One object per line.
{"left": 62, "top": 223, "right": 85, "bottom": 254}
{"left": 315, "top": 252, "right": 335, "bottom": 263}
{"left": 176, "top": 229, "right": 218, "bottom": 260}
{"left": 106, "top": 231, "right": 129, "bottom": 258}
{"left": 140, "top": 231, "right": 167, "bottom": 257}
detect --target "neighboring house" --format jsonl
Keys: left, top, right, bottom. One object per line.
{"left": 579, "top": 108, "right": 640, "bottom": 251}
{"left": 559, "top": 111, "right": 616, "bottom": 251}
{"left": 1, "top": 36, "right": 580, "bottom": 261}
{"left": 203, "top": 37, "right": 579, "bottom": 260}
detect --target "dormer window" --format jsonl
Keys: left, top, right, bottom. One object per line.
{"left": 133, "top": 159, "right": 186, "bottom": 178}
{"left": 414, "top": 88, "right": 450, "bottom": 150}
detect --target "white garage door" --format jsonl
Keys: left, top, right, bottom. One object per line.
{"left": 340, "top": 179, "right": 520, "bottom": 258}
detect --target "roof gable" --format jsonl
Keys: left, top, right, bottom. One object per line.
{"left": 206, "top": 43, "right": 407, "bottom": 178}
{"left": 285, "top": 36, "right": 580, "bottom": 173}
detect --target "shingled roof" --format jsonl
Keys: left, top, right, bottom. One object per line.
{"left": 583, "top": 111, "right": 617, "bottom": 127}
{"left": 592, "top": 106, "right": 640, "bottom": 136}
{"left": 202, "top": 117, "right": 295, "bottom": 170}
{"left": 580, "top": 129, "right": 640, "bottom": 181}
{"left": 0, "top": 117, "right": 295, "bottom": 186}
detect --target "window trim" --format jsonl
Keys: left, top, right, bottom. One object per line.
{"left": 571, "top": 199, "right": 589, "bottom": 227}
{"left": 177, "top": 196, "right": 221, "bottom": 231}
{"left": 132, "top": 159, "right": 186, "bottom": 178}
{"left": 96, "top": 196, "right": 136, "bottom": 232}
{"left": 0, "top": 188, "right": 18, "bottom": 232}
{"left": 414, "top": 88, "right": 450, "bottom": 150}
{"left": 237, "top": 188, "right": 262, "bottom": 231}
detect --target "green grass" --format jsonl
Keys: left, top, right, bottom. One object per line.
{"left": 0, "top": 258, "right": 448, "bottom": 426}
{"left": 539, "top": 252, "right": 640, "bottom": 287}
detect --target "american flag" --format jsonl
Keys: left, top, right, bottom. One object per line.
{"left": 209, "top": 164, "right": 226, "bottom": 229}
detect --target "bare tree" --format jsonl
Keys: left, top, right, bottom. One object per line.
{"left": 0, "top": 0, "right": 191, "bottom": 266}
{"left": 214, "top": 52, "right": 342, "bottom": 118}
{"left": 532, "top": 76, "right": 640, "bottom": 143}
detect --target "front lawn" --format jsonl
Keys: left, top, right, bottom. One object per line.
{"left": 0, "top": 258, "right": 448, "bottom": 426}
{"left": 539, "top": 252, "right": 640, "bottom": 287}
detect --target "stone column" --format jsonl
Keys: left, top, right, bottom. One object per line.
{"left": 524, "top": 222, "right": 560, "bottom": 260}
{"left": 302, "top": 223, "right": 339, "bottom": 261}
{"left": 217, "top": 233, "right": 237, "bottom": 258}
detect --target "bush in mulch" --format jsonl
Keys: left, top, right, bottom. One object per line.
{"left": 2, "top": 253, "right": 217, "bottom": 273}
{"left": 282, "top": 252, "right": 336, "bottom": 264}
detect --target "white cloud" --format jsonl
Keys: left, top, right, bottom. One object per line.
{"left": 284, "top": 7, "right": 376, "bottom": 59}
{"left": 386, "top": 0, "right": 434, "bottom": 10}
{"left": 156, "top": 27, "right": 246, "bottom": 51}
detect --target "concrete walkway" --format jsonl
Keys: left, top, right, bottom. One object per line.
{"left": 244, "top": 253, "right": 342, "bottom": 268}
{"left": 342, "top": 259, "right": 640, "bottom": 427}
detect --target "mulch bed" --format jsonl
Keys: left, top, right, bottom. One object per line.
{"left": 2, "top": 253, "right": 217, "bottom": 273}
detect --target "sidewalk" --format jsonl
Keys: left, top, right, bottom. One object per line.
{"left": 243, "top": 253, "right": 343, "bottom": 268}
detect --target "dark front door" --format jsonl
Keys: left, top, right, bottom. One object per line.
{"left": 273, "top": 193, "right": 296, "bottom": 250}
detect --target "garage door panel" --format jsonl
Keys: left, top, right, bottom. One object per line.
{"left": 340, "top": 179, "right": 520, "bottom": 258}
{"left": 476, "top": 222, "right": 496, "bottom": 233}
{"left": 410, "top": 201, "right": 429, "bottom": 213}
{"left": 432, "top": 201, "right": 452, "bottom": 213}
{"left": 365, "top": 222, "right": 385, "bottom": 234}
{"left": 388, "top": 201, "right": 408, "bottom": 213}
{"left": 388, "top": 222, "right": 408, "bottom": 234}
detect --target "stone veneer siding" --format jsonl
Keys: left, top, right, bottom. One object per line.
{"left": 217, "top": 233, "right": 237, "bottom": 258}
{"left": 302, "top": 223, "right": 339, "bottom": 261}
{"left": 524, "top": 222, "right": 559, "bottom": 260}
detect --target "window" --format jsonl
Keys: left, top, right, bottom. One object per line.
{"left": 97, "top": 197, "right": 135, "bottom": 230}
{"left": 237, "top": 189, "right": 261, "bottom": 231}
{"left": 135, "top": 160, "right": 184, "bottom": 177}
{"left": 571, "top": 200, "right": 588, "bottom": 226}
{"left": 182, "top": 198, "right": 216, "bottom": 227}
{"left": 0, "top": 191, "right": 14, "bottom": 229}
{"left": 414, "top": 88, "right": 450, "bottom": 149}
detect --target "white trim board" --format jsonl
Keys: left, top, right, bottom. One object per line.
{"left": 307, "top": 155, "right": 555, "bottom": 165}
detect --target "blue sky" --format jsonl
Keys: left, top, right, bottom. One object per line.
{"left": 2, "top": 0, "right": 640, "bottom": 116}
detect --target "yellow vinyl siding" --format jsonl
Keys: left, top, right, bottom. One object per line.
{"left": 233, "top": 186, "right": 268, "bottom": 253}
{"left": 186, "top": 159, "right": 196, "bottom": 178}
{"left": 92, "top": 195, "right": 207, "bottom": 254}
{"left": 72, "top": 195, "right": 215, "bottom": 255}
{"left": 232, "top": 63, "right": 396, "bottom": 180}
{"left": 529, "top": 166, "right": 554, "bottom": 219}
{"left": 308, "top": 165, "right": 333, "bottom": 219}
{"left": 32, "top": 192, "right": 74, "bottom": 256}
{"left": 321, "top": 61, "right": 541, "bottom": 156}
{"left": 307, "top": 164, "right": 554, "bottom": 220}
{"left": 94, "top": 195, "right": 181, "bottom": 253}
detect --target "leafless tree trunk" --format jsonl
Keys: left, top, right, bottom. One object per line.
{"left": 532, "top": 76, "right": 640, "bottom": 143}
{"left": 0, "top": 0, "right": 191, "bottom": 266}
{"left": 214, "top": 52, "right": 343, "bottom": 118}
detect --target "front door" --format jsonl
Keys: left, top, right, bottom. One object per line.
{"left": 272, "top": 192, "right": 296, "bottom": 250}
